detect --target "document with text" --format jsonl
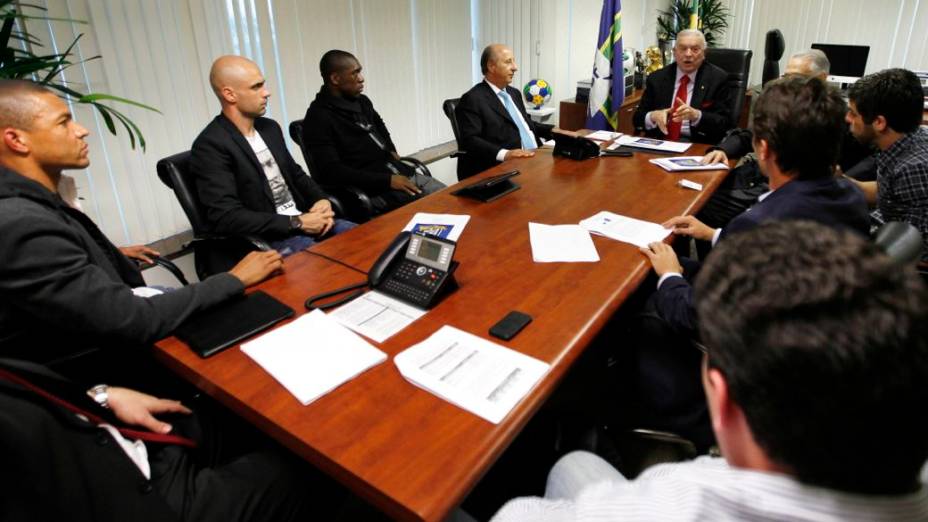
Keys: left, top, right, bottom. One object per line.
{"left": 402, "top": 212, "right": 470, "bottom": 242}
{"left": 612, "top": 135, "right": 692, "bottom": 153}
{"left": 649, "top": 156, "right": 730, "bottom": 172}
{"left": 579, "top": 211, "right": 672, "bottom": 248}
{"left": 330, "top": 291, "right": 427, "bottom": 343}
{"left": 240, "top": 309, "right": 386, "bottom": 405}
{"left": 394, "top": 326, "right": 550, "bottom": 424}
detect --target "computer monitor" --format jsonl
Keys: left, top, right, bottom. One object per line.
{"left": 810, "top": 43, "right": 870, "bottom": 86}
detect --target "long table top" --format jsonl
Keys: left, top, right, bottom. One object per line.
{"left": 155, "top": 143, "right": 728, "bottom": 521}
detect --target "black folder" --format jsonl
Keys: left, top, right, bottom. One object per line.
{"left": 174, "top": 290, "right": 294, "bottom": 358}
{"left": 451, "top": 170, "right": 521, "bottom": 202}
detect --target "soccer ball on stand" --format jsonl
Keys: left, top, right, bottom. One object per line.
{"left": 522, "top": 79, "right": 552, "bottom": 109}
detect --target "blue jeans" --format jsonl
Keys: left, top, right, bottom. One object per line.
{"left": 270, "top": 219, "right": 356, "bottom": 257}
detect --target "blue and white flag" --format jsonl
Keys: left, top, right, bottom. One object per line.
{"left": 586, "top": 0, "right": 624, "bottom": 131}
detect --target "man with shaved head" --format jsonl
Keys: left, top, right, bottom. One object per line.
{"left": 192, "top": 55, "right": 353, "bottom": 264}
{"left": 455, "top": 43, "right": 554, "bottom": 180}
{"left": 0, "top": 79, "right": 282, "bottom": 372}
{"left": 302, "top": 49, "right": 445, "bottom": 215}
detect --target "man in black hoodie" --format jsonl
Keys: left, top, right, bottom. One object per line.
{"left": 0, "top": 79, "right": 282, "bottom": 371}
{"left": 302, "top": 50, "right": 445, "bottom": 215}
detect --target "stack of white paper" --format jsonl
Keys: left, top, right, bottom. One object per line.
{"left": 402, "top": 212, "right": 470, "bottom": 242}
{"left": 528, "top": 222, "right": 600, "bottom": 263}
{"left": 612, "top": 135, "right": 692, "bottom": 153}
{"left": 579, "top": 211, "right": 672, "bottom": 248}
{"left": 241, "top": 309, "right": 386, "bottom": 405}
{"left": 329, "top": 291, "right": 427, "bottom": 343}
{"left": 649, "top": 156, "right": 730, "bottom": 172}
{"left": 394, "top": 326, "right": 550, "bottom": 424}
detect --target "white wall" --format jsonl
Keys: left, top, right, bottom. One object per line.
{"left": 720, "top": 0, "right": 928, "bottom": 87}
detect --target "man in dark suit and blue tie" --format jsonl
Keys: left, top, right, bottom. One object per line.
{"left": 632, "top": 29, "right": 735, "bottom": 144}
{"left": 455, "top": 44, "right": 554, "bottom": 180}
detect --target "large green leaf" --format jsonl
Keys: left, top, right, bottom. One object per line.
{"left": 0, "top": 5, "right": 159, "bottom": 151}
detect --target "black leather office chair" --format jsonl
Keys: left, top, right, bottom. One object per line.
{"left": 289, "top": 119, "right": 432, "bottom": 223}
{"left": 156, "top": 151, "right": 271, "bottom": 280}
{"left": 705, "top": 48, "right": 753, "bottom": 128}
{"left": 762, "top": 29, "right": 785, "bottom": 86}
{"left": 442, "top": 98, "right": 466, "bottom": 159}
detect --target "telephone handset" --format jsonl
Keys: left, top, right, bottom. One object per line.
{"left": 305, "top": 231, "right": 458, "bottom": 311}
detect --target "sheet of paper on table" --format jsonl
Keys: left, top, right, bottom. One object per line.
{"left": 579, "top": 211, "right": 672, "bottom": 248}
{"left": 649, "top": 156, "right": 730, "bottom": 172}
{"left": 394, "top": 325, "right": 550, "bottom": 424}
{"left": 402, "top": 212, "right": 471, "bottom": 242}
{"left": 612, "top": 135, "right": 692, "bottom": 153}
{"left": 329, "top": 290, "right": 427, "bottom": 343}
{"left": 528, "top": 222, "right": 600, "bottom": 263}
{"left": 240, "top": 309, "right": 386, "bottom": 405}
{"left": 585, "top": 130, "right": 622, "bottom": 142}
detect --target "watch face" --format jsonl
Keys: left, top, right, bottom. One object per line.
{"left": 290, "top": 216, "right": 302, "bottom": 230}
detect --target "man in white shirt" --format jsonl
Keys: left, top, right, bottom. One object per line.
{"left": 492, "top": 220, "right": 928, "bottom": 521}
{"left": 192, "top": 56, "right": 354, "bottom": 261}
{"left": 455, "top": 44, "right": 554, "bottom": 180}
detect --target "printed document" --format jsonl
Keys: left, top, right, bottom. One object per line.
{"left": 528, "top": 222, "right": 600, "bottom": 263}
{"left": 584, "top": 130, "right": 622, "bottom": 142}
{"left": 240, "top": 309, "right": 386, "bottom": 405}
{"left": 580, "top": 211, "right": 672, "bottom": 248}
{"left": 330, "top": 291, "right": 427, "bottom": 343}
{"left": 612, "top": 135, "right": 692, "bottom": 153}
{"left": 649, "top": 156, "right": 730, "bottom": 172}
{"left": 394, "top": 326, "right": 550, "bottom": 424}
{"left": 402, "top": 212, "right": 470, "bottom": 242}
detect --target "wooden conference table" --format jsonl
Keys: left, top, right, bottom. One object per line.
{"left": 155, "top": 142, "right": 728, "bottom": 521}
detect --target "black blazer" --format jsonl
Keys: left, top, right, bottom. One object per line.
{"left": 456, "top": 81, "right": 553, "bottom": 180}
{"left": 632, "top": 62, "right": 734, "bottom": 144}
{"left": 0, "top": 359, "right": 181, "bottom": 522}
{"left": 654, "top": 176, "right": 870, "bottom": 333}
{"left": 302, "top": 90, "right": 397, "bottom": 195}
{"left": 191, "top": 115, "right": 329, "bottom": 241}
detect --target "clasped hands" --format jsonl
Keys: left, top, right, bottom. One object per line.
{"left": 651, "top": 96, "right": 701, "bottom": 135}
{"left": 298, "top": 199, "right": 336, "bottom": 236}
{"left": 639, "top": 215, "right": 717, "bottom": 276}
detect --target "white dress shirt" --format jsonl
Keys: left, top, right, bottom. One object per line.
{"left": 645, "top": 68, "right": 703, "bottom": 138}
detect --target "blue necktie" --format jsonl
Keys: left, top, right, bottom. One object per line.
{"left": 498, "top": 90, "right": 537, "bottom": 150}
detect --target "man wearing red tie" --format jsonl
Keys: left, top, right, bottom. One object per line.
{"left": 633, "top": 29, "right": 735, "bottom": 144}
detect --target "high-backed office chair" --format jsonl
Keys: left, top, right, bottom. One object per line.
{"left": 156, "top": 151, "right": 271, "bottom": 280}
{"left": 288, "top": 119, "right": 432, "bottom": 223}
{"left": 705, "top": 48, "right": 753, "bottom": 128}
{"left": 762, "top": 29, "right": 785, "bottom": 86}
{"left": 442, "top": 98, "right": 466, "bottom": 159}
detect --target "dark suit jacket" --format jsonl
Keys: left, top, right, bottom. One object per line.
{"left": 302, "top": 90, "right": 397, "bottom": 195}
{"left": 456, "top": 81, "right": 554, "bottom": 180}
{"left": 632, "top": 62, "right": 734, "bottom": 144}
{"left": 191, "top": 115, "right": 329, "bottom": 241}
{"left": 0, "top": 359, "right": 181, "bottom": 522}
{"left": 654, "top": 177, "right": 870, "bottom": 333}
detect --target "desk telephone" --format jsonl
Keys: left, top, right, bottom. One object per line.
{"left": 305, "top": 231, "right": 458, "bottom": 311}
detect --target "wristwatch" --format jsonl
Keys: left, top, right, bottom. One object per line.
{"left": 88, "top": 384, "right": 109, "bottom": 409}
{"left": 289, "top": 215, "right": 302, "bottom": 232}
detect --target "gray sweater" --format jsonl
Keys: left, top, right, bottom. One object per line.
{"left": 0, "top": 168, "right": 243, "bottom": 365}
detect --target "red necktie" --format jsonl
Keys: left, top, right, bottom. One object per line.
{"left": 0, "top": 367, "right": 197, "bottom": 448}
{"left": 666, "top": 74, "right": 690, "bottom": 141}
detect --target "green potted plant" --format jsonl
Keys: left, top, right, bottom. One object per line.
{"left": 0, "top": 0, "right": 159, "bottom": 150}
